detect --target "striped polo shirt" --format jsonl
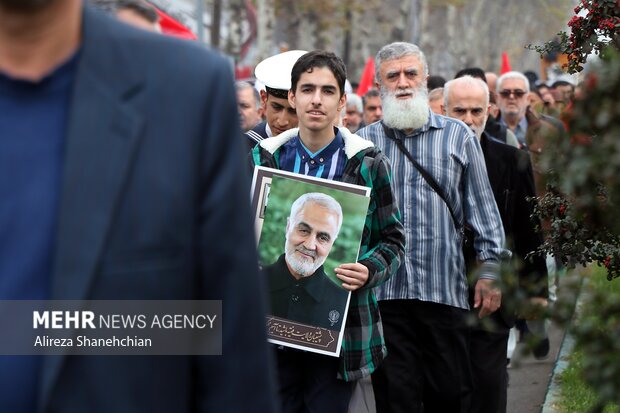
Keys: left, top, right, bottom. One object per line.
{"left": 278, "top": 127, "right": 347, "bottom": 180}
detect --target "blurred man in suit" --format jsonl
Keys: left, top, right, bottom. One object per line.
{"left": 0, "top": 1, "right": 277, "bottom": 411}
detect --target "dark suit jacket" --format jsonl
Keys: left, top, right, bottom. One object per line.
{"left": 265, "top": 254, "right": 349, "bottom": 330}
{"left": 467, "top": 133, "right": 547, "bottom": 329}
{"left": 38, "top": 5, "right": 277, "bottom": 413}
{"left": 484, "top": 116, "right": 509, "bottom": 144}
{"left": 245, "top": 121, "right": 269, "bottom": 153}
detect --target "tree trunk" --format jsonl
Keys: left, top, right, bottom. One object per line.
{"left": 418, "top": 0, "right": 430, "bottom": 51}
{"left": 225, "top": 0, "right": 245, "bottom": 58}
{"left": 210, "top": 0, "right": 221, "bottom": 50}
{"left": 256, "top": 0, "right": 275, "bottom": 62}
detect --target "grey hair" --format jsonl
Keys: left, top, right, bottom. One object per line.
{"left": 375, "top": 42, "right": 429, "bottom": 85}
{"left": 346, "top": 93, "right": 363, "bottom": 113}
{"left": 235, "top": 80, "right": 261, "bottom": 110}
{"left": 91, "top": 0, "right": 159, "bottom": 23}
{"left": 443, "top": 75, "right": 489, "bottom": 108}
{"left": 362, "top": 89, "right": 380, "bottom": 108}
{"left": 497, "top": 71, "right": 530, "bottom": 93}
{"left": 90, "top": 0, "right": 117, "bottom": 12}
{"left": 288, "top": 193, "right": 343, "bottom": 238}
{"left": 117, "top": 0, "right": 159, "bottom": 23}
{"left": 428, "top": 87, "right": 444, "bottom": 102}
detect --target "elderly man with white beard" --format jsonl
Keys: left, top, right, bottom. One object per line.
{"left": 357, "top": 42, "right": 507, "bottom": 413}
{"left": 264, "top": 192, "right": 350, "bottom": 331}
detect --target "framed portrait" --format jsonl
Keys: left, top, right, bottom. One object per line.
{"left": 251, "top": 166, "right": 371, "bottom": 356}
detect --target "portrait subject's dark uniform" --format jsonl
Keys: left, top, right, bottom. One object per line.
{"left": 265, "top": 254, "right": 348, "bottom": 330}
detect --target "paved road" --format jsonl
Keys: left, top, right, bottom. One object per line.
{"left": 506, "top": 319, "right": 566, "bottom": 413}
{"left": 348, "top": 319, "right": 569, "bottom": 413}
{"left": 507, "top": 270, "right": 581, "bottom": 413}
{"left": 348, "top": 271, "right": 581, "bottom": 413}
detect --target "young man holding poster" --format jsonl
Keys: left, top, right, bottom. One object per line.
{"left": 251, "top": 50, "right": 405, "bottom": 413}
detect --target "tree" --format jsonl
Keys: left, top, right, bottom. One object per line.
{"left": 256, "top": 0, "right": 276, "bottom": 62}
{"left": 531, "top": 0, "right": 620, "bottom": 73}
{"left": 160, "top": 0, "right": 574, "bottom": 80}
{"left": 529, "top": 1, "right": 620, "bottom": 411}
{"left": 529, "top": 0, "right": 620, "bottom": 282}
{"left": 413, "top": 0, "right": 572, "bottom": 77}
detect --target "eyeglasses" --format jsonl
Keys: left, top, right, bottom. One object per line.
{"left": 499, "top": 89, "right": 527, "bottom": 98}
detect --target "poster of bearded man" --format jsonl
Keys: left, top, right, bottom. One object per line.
{"left": 251, "top": 166, "right": 370, "bottom": 356}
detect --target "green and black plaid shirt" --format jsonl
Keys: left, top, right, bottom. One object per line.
{"left": 252, "top": 127, "right": 405, "bottom": 381}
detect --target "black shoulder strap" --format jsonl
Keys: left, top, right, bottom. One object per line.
{"left": 381, "top": 122, "right": 462, "bottom": 230}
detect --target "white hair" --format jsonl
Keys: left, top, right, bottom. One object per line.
{"left": 428, "top": 87, "right": 444, "bottom": 102}
{"left": 375, "top": 42, "right": 429, "bottom": 86}
{"left": 346, "top": 93, "right": 363, "bottom": 113}
{"left": 289, "top": 193, "right": 343, "bottom": 237}
{"left": 236, "top": 80, "right": 261, "bottom": 110}
{"left": 497, "top": 71, "right": 530, "bottom": 93}
{"left": 443, "top": 75, "right": 489, "bottom": 108}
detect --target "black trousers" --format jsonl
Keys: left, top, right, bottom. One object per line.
{"left": 372, "top": 299, "right": 472, "bottom": 413}
{"left": 467, "top": 306, "right": 510, "bottom": 413}
{"left": 275, "top": 347, "right": 354, "bottom": 413}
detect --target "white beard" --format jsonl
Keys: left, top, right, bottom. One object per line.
{"left": 285, "top": 240, "right": 326, "bottom": 277}
{"left": 381, "top": 86, "right": 430, "bottom": 131}
{"left": 466, "top": 113, "right": 489, "bottom": 140}
{"left": 471, "top": 123, "right": 485, "bottom": 140}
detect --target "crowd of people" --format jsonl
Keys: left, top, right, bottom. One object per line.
{"left": 235, "top": 25, "right": 569, "bottom": 413}
{"left": 0, "top": 0, "right": 574, "bottom": 412}
{"left": 238, "top": 32, "right": 570, "bottom": 413}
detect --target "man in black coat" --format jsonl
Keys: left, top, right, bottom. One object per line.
{"left": 443, "top": 76, "right": 548, "bottom": 413}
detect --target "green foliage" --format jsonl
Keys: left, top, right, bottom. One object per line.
{"left": 257, "top": 176, "right": 369, "bottom": 287}
{"left": 528, "top": 0, "right": 620, "bottom": 73}
{"left": 531, "top": 48, "right": 620, "bottom": 281}
{"left": 558, "top": 267, "right": 620, "bottom": 412}
{"left": 557, "top": 350, "right": 620, "bottom": 413}
{"left": 528, "top": 3, "right": 620, "bottom": 409}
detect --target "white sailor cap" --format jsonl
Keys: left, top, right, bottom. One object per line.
{"left": 255, "top": 50, "right": 308, "bottom": 97}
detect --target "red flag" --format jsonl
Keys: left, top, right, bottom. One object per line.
{"left": 500, "top": 51, "right": 512, "bottom": 74}
{"left": 152, "top": 6, "right": 197, "bottom": 40}
{"left": 356, "top": 57, "right": 375, "bottom": 96}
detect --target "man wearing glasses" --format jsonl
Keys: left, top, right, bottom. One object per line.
{"left": 496, "top": 72, "right": 531, "bottom": 148}
{"left": 496, "top": 71, "right": 563, "bottom": 151}
{"left": 496, "top": 70, "right": 565, "bottom": 190}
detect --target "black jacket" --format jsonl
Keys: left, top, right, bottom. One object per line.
{"left": 467, "top": 132, "right": 548, "bottom": 328}
{"left": 245, "top": 121, "right": 269, "bottom": 153}
{"left": 264, "top": 254, "right": 349, "bottom": 330}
